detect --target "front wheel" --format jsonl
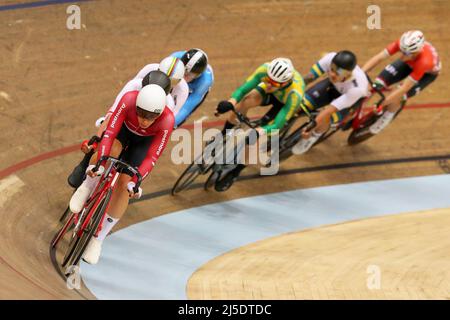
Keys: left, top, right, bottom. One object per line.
{"left": 347, "top": 108, "right": 383, "bottom": 146}
{"left": 70, "top": 190, "right": 111, "bottom": 268}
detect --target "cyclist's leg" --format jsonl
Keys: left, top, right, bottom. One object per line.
{"left": 69, "top": 128, "right": 126, "bottom": 214}
{"left": 405, "top": 73, "right": 438, "bottom": 100}
{"left": 375, "top": 59, "right": 412, "bottom": 114}
{"left": 83, "top": 134, "right": 153, "bottom": 264}
{"left": 108, "top": 136, "right": 153, "bottom": 218}
{"left": 215, "top": 93, "right": 280, "bottom": 192}
{"left": 221, "top": 88, "right": 265, "bottom": 134}
{"left": 292, "top": 79, "right": 340, "bottom": 154}
{"left": 375, "top": 59, "right": 412, "bottom": 89}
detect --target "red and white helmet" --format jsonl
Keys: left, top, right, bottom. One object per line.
{"left": 400, "top": 30, "right": 425, "bottom": 55}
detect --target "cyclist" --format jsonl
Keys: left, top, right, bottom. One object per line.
{"left": 214, "top": 57, "right": 305, "bottom": 192}
{"left": 292, "top": 50, "right": 371, "bottom": 154}
{"left": 69, "top": 83, "right": 175, "bottom": 264}
{"left": 362, "top": 30, "right": 441, "bottom": 134}
{"left": 100, "top": 55, "right": 187, "bottom": 133}
{"left": 67, "top": 57, "right": 185, "bottom": 188}
{"left": 171, "top": 48, "right": 214, "bottom": 127}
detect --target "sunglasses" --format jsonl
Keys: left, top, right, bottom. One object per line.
{"left": 330, "top": 64, "right": 353, "bottom": 80}
{"left": 266, "top": 77, "right": 289, "bottom": 88}
{"left": 136, "top": 107, "right": 161, "bottom": 120}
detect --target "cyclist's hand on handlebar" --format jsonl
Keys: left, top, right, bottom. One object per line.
{"left": 215, "top": 100, "right": 234, "bottom": 116}
{"left": 127, "top": 182, "right": 142, "bottom": 199}
{"left": 86, "top": 164, "right": 104, "bottom": 178}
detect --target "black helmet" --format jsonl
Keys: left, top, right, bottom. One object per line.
{"left": 181, "top": 48, "right": 208, "bottom": 74}
{"left": 142, "top": 70, "right": 171, "bottom": 95}
{"left": 331, "top": 50, "right": 357, "bottom": 71}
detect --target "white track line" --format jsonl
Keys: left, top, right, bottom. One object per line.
{"left": 0, "top": 175, "right": 25, "bottom": 209}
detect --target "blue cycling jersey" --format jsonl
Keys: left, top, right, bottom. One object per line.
{"left": 171, "top": 50, "right": 214, "bottom": 126}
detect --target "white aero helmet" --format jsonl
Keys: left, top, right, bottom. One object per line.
{"left": 400, "top": 30, "right": 425, "bottom": 55}
{"left": 158, "top": 56, "right": 185, "bottom": 82}
{"left": 268, "top": 57, "right": 294, "bottom": 83}
{"left": 136, "top": 84, "right": 166, "bottom": 115}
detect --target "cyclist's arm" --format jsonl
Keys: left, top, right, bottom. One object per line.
{"left": 304, "top": 53, "right": 335, "bottom": 85}
{"left": 362, "top": 50, "right": 390, "bottom": 73}
{"left": 261, "top": 92, "right": 302, "bottom": 133}
{"left": 231, "top": 65, "right": 266, "bottom": 103}
{"left": 96, "top": 113, "right": 112, "bottom": 136}
{"left": 314, "top": 88, "right": 364, "bottom": 134}
{"left": 97, "top": 96, "right": 131, "bottom": 161}
{"left": 314, "top": 105, "right": 339, "bottom": 133}
{"left": 364, "top": 40, "right": 400, "bottom": 73}
{"left": 175, "top": 73, "right": 212, "bottom": 126}
{"left": 381, "top": 77, "right": 415, "bottom": 107}
{"left": 133, "top": 114, "right": 175, "bottom": 183}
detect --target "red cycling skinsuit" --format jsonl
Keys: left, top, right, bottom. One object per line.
{"left": 376, "top": 40, "right": 441, "bottom": 97}
{"left": 97, "top": 90, "right": 175, "bottom": 183}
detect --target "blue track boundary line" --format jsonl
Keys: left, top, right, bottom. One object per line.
{"left": 0, "top": 0, "right": 93, "bottom": 12}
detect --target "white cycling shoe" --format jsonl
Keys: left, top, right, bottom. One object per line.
{"left": 292, "top": 133, "right": 321, "bottom": 155}
{"left": 369, "top": 112, "right": 395, "bottom": 134}
{"left": 69, "top": 185, "right": 91, "bottom": 214}
{"left": 82, "top": 237, "right": 102, "bottom": 265}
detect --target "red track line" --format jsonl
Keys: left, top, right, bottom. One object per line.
{"left": 0, "top": 101, "right": 449, "bottom": 180}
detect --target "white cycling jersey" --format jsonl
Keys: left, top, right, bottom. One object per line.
{"left": 317, "top": 52, "right": 371, "bottom": 111}
{"left": 107, "top": 63, "right": 187, "bottom": 116}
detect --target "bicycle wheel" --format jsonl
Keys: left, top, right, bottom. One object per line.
{"left": 277, "top": 127, "right": 304, "bottom": 162}
{"left": 171, "top": 162, "right": 203, "bottom": 195}
{"left": 61, "top": 191, "right": 102, "bottom": 268}
{"left": 313, "top": 127, "right": 338, "bottom": 146}
{"left": 347, "top": 113, "right": 379, "bottom": 146}
{"left": 61, "top": 227, "right": 82, "bottom": 268}
{"left": 204, "top": 170, "right": 220, "bottom": 191}
{"left": 71, "top": 189, "right": 112, "bottom": 267}
{"left": 52, "top": 212, "right": 76, "bottom": 248}
{"left": 59, "top": 205, "right": 71, "bottom": 223}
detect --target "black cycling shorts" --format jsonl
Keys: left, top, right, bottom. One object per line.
{"left": 376, "top": 59, "right": 438, "bottom": 98}
{"left": 255, "top": 87, "right": 285, "bottom": 125}
{"left": 115, "top": 124, "right": 154, "bottom": 176}
{"left": 303, "top": 78, "right": 364, "bottom": 123}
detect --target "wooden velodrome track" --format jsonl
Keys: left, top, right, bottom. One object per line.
{"left": 0, "top": 0, "right": 449, "bottom": 299}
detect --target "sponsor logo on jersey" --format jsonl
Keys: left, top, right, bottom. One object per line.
{"left": 156, "top": 130, "right": 169, "bottom": 156}
{"left": 110, "top": 103, "right": 126, "bottom": 129}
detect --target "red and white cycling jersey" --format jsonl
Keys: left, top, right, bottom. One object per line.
{"left": 384, "top": 40, "right": 441, "bottom": 82}
{"left": 98, "top": 90, "right": 175, "bottom": 182}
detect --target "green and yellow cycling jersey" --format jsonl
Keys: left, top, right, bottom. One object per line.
{"left": 231, "top": 63, "right": 305, "bottom": 133}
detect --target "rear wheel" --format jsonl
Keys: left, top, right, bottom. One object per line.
{"left": 171, "top": 162, "right": 203, "bottom": 195}
{"left": 59, "top": 206, "right": 71, "bottom": 223}
{"left": 204, "top": 170, "right": 220, "bottom": 191}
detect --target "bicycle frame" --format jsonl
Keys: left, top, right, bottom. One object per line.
{"left": 74, "top": 156, "right": 143, "bottom": 238}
